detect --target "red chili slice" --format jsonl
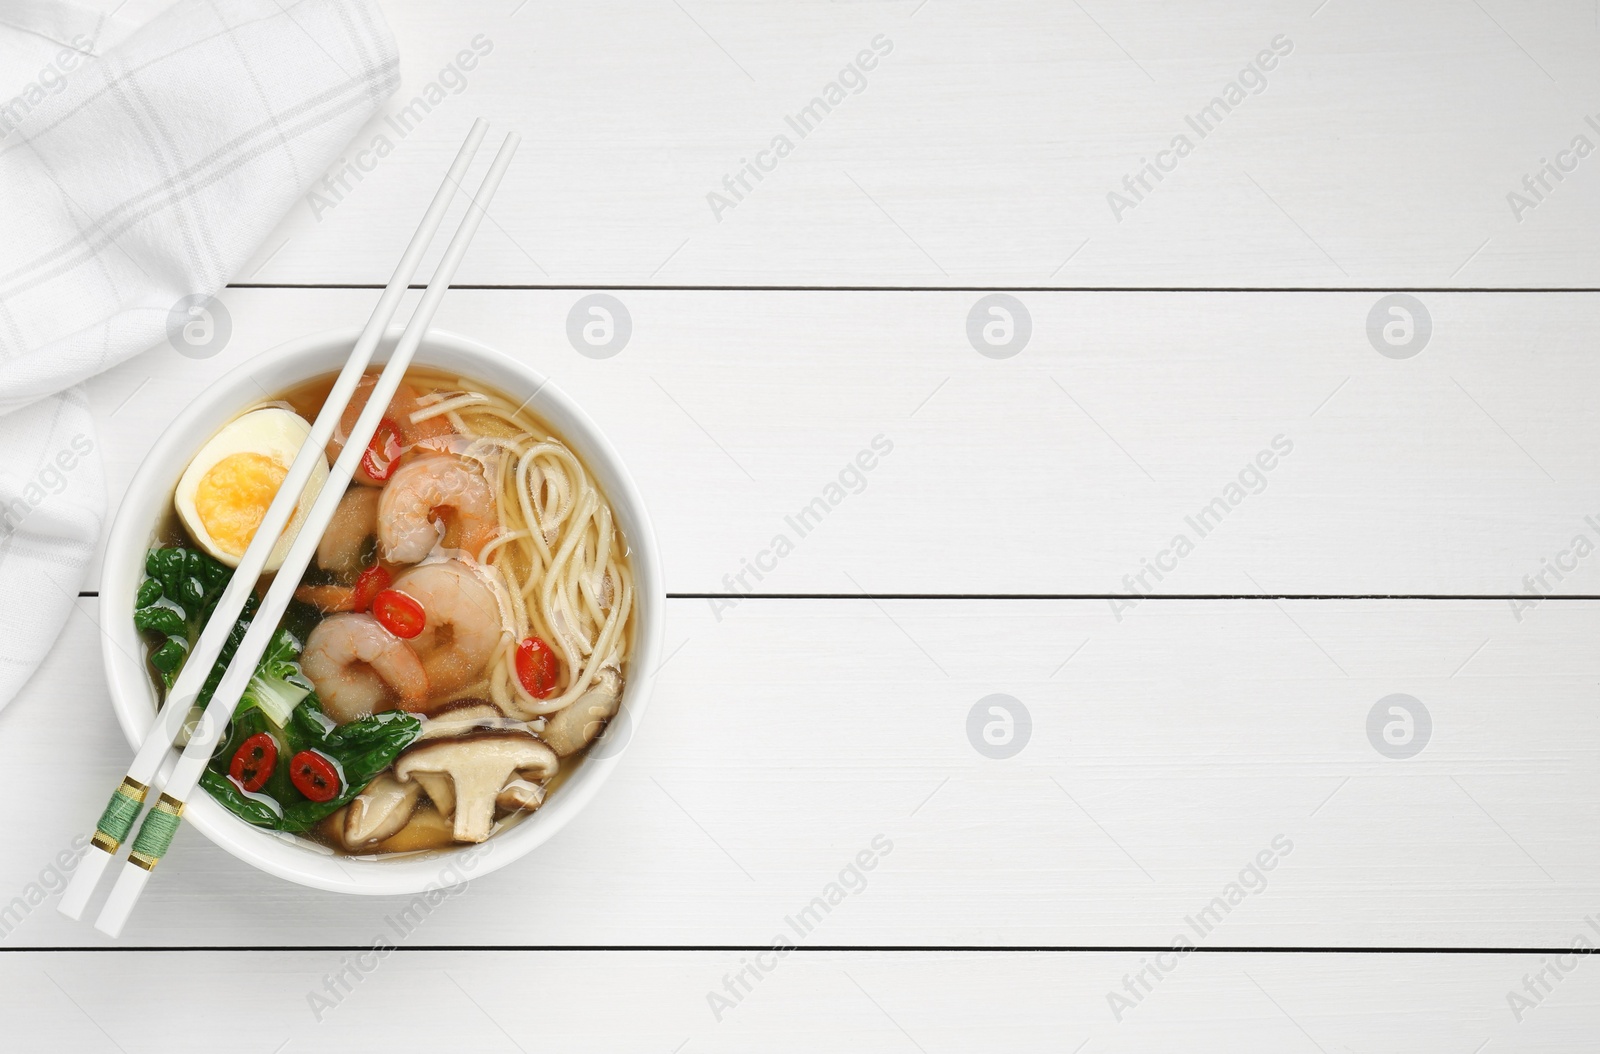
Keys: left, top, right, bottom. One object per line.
{"left": 360, "top": 416, "right": 404, "bottom": 482}
{"left": 350, "top": 564, "right": 392, "bottom": 612}
{"left": 514, "top": 636, "right": 561, "bottom": 699}
{"left": 289, "top": 750, "right": 341, "bottom": 803}
{"left": 228, "top": 732, "right": 278, "bottom": 793}
{"left": 372, "top": 588, "right": 425, "bottom": 638}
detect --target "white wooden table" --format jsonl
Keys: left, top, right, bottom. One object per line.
{"left": 5, "top": 0, "right": 1600, "bottom": 1049}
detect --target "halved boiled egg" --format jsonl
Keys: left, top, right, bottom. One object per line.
{"left": 175, "top": 407, "right": 329, "bottom": 572}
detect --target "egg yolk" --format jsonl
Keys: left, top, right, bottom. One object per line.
{"left": 193, "top": 452, "right": 290, "bottom": 556}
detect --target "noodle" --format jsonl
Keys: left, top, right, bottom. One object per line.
{"left": 167, "top": 367, "right": 635, "bottom": 855}
{"left": 409, "top": 391, "right": 488, "bottom": 422}
{"left": 450, "top": 394, "right": 634, "bottom": 720}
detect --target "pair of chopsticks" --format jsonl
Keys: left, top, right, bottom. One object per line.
{"left": 58, "top": 119, "right": 519, "bottom": 937}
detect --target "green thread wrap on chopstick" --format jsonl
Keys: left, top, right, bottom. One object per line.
{"left": 97, "top": 790, "right": 142, "bottom": 841}
{"left": 128, "top": 795, "right": 184, "bottom": 868}
{"left": 92, "top": 778, "right": 149, "bottom": 852}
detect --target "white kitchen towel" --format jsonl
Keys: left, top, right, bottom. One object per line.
{"left": 0, "top": 0, "right": 399, "bottom": 711}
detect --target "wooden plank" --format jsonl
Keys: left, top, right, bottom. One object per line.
{"left": 3, "top": 596, "right": 1596, "bottom": 948}
{"left": 14, "top": 0, "right": 1600, "bottom": 1042}
{"left": 84, "top": 287, "right": 1600, "bottom": 594}
{"left": 1, "top": 949, "right": 1594, "bottom": 1051}
{"left": 213, "top": 0, "right": 1600, "bottom": 288}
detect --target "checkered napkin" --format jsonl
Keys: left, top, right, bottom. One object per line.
{"left": 0, "top": 0, "right": 399, "bottom": 711}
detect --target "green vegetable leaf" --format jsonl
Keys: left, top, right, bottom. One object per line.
{"left": 197, "top": 769, "right": 284, "bottom": 828}
{"left": 135, "top": 578, "right": 162, "bottom": 609}
{"left": 142, "top": 547, "right": 230, "bottom": 641}
{"left": 277, "top": 709, "right": 420, "bottom": 831}
{"left": 202, "top": 701, "right": 420, "bottom": 834}
{"left": 194, "top": 590, "right": 257, "bottom": 714}
{"left": 147, "top": 639, "right": 188, "bottom": 688}
{"left": 132, "top": 604, "right": 187, "bottom": 639}
{"left": 137, "top": 545, "right": 422, "bottom": 839}
{"left": 135, "top": 546, "right": 236, "bottom": 683}
{"left": 239, "top": 627, "right": 312, "bottom": 727}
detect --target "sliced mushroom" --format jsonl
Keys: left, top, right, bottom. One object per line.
{"left": 343, "top": 774, "right": 422, "bottom": 850}
{"left": 411, "top": 771, "right": 456, "bottom": 817}
{"left": 541, "top": 666, "right": 624, "bottom": 756}
{"left": 496, "top": 778, "right": 546, "bottom": 813}
{"left": 318, "top": 806, "right": 349, "bottom": 846}
{"left": 414, "top": 700, "right": 530, "bottom": 820}
{"left": 430, "top": 698, "right": 503, "bottom": 717}
{"left": 417, "top": 699, "right": 507, "bottom": 743}
{"left": 417, "top": 760, "right": 556, "bottom": 819}
{"left": 394, "top": 732, "right": 559, "bottom": 842}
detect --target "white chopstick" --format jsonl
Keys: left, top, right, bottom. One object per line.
{"left": 57, "top": 118, "right": 490, "bottom": 924}
{"left": 60, "top": 118, "right": 492, "bottom": 923}
{"left": 92, "top": 129, "right": 522, "bottom": 937}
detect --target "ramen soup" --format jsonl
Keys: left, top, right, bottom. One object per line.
{"left": 133, "top": 368, "right": 633, "bottom": 854}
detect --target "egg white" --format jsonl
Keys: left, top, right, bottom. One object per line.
{"left": 174, "top": 406, "right": 329, "bottom": 572}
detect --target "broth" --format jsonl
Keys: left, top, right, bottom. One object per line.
{"left": 135, "top": 368, "right": 633, "bottom": 854}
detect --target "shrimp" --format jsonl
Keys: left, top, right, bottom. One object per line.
{"left": 377, "top": 454, "right": 498, "bottom": 564}
{"left": 327, "top": 373, "right": 454, "bottom": 485}
{"left": 294, "top": 488, "right": 383, "bottom": 611}
{"left": 294, "top": 583, "right": 358, "bottom": 613}
{"left": 316, "top": 486, "right": 379, "bottom": 576}
{"left": 391, "top": 560, "right": 505, "bottom": 695}
{"left": 302, "top": 613, "right": 430, "bottom": 723}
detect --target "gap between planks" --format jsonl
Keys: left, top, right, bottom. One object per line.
{"left": 225, "top": 284, "right": 1600, "bottom": 293}
{"left": 3, "top": 945, "right": 1594, "bottom": 955}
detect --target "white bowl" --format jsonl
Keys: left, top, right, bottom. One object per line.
{"left": 100, "top": 327, "right": 663, "bottom": 895}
